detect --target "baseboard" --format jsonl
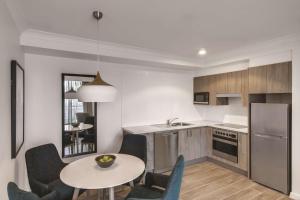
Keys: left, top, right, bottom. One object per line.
{"left": 290, "top": 192, "right": 300, "bottom": 200}
{"left": 185, "top": 157, "right": 208, "bottom": 166}
{"left": 207, "top": 157, "right": 248, "bottom": 176}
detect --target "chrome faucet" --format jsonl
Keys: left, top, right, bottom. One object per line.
{"left": 166, "top": 117, "right": 179, "bottom": 126}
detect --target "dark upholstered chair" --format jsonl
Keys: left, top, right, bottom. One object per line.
{"left": 125, "top": 155, "right": 185, "bottom": 200}
{"left": 7, "top": 182, "right": 57, "bottom": 200}
{"left": 119, "top": 134, "right": 147, "bottom": 184}
{"left": 25, "top": 144, "right": 83, "bottom": 200}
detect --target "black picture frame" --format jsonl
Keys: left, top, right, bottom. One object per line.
{"left": 11, "top": 60, "right": 25, "bottom": 159}
{"left": 62, "top": 73, "right": 97, "bottom": 158}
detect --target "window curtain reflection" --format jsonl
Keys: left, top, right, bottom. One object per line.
{"left": 64, "top": 81, "right": 83, "bottom": 124}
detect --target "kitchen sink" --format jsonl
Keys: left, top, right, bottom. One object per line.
{"left": 153, "top": 122, "right": 192, "bottom": 128}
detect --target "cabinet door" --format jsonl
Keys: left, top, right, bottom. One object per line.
{"left": 288, "top": 62, "right": 292, "bottom": 93}
{"left": 206, "top": 127, "right": 213, "bottom": 157}
{"left": 238, "top": 133, "right": 248, "bottom": 171}
{"left": 241, "top": 70, "right": 249, "bottom": 107}
{"left": 249, "top": 66, "right": 267, "bottom": 94}
{"left": 227, "top": 71, "right": 242, "bottom": 93}
{"left": 190, "top": 128, "right": 202, "bottom": 160}
{"left": 267, "top": 62, "right": 291, "bottom": 93}
{"left": 178, "top": 129, "right": 190, "bottom": 160}
{"left": 214, "top": 73, "right": 228, "bottom": 93}
{"left": 178, "top": 129, "right": 202, "bottom": 161}
{"left": 210, "top": 74, "right": 228, "bottom": 105}
{"left": 194, "top": 76, "right": 210, "bottom": 92}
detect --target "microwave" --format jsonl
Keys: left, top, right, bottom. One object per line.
{"left": 194, "top": 92, "right": 209, "bottom": 104}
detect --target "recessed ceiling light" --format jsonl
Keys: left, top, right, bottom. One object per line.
{"left": 198, "top": 48, "right": 207, "bottom": 56}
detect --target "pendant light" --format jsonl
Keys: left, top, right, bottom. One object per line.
{"left": 77, "top": 11, "right": 117, "bottom": 103}
{"left": 65, "top": 87, "right": 78, "bottom": 99}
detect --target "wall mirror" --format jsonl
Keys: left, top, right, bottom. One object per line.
{"left": 62, "top": 73, "right": 97, "bottom": 158}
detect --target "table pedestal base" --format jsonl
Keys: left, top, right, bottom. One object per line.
{"left": 72, "top": 188, "right": 79, "bottom": 200}
{"left": 109, "top": 187, "right": 114, "bottom": 200}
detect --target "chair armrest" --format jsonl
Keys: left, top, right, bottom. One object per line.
{"left": 41, "top": 191, "right": 57, "bottom": 200}
{"left": 145, "top": 173, "right": 170, "bottom": 189}
{"left": 29, "top": 178, "right": 50, "bottom": 197}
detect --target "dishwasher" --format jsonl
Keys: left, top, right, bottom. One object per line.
{"left": 154, "top": 131, "right": 178, "bottom": 173}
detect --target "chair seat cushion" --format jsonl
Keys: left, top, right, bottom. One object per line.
{"left": 126, "top": 185, "right": 164, "bottom": 199}
{"left": 49, "top": 179, "right": 74, "bottom": 200}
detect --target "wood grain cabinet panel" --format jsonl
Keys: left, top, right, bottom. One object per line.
{"left": 238, "top": 133, "right": 248, "bottom": 171}
{"left": 288, "top": 62, "right": 292, "bottom": 93}
{"left": 248, "top": 66, "right": 267, "bottom": 94}
{"left": 267, "top": 62, "right": 291, "bottom": 93}
{"left": 241, "top": 70, "right": 249, "bottom": 107}
{"left": 178, "top": 128, "right": 202, "bottom": 161}
{"left": 178, "top": 129, "right": 189, "bottom": 160}
{"left": 227, "top": 71, "right": 242, "bottom": 93}
{"left": 194, "top": 76, "right": 210, "bottom": 92}
{"left": 214, "top": 73, "right": 228, "bottom": 93}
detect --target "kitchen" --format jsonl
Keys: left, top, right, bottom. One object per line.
{"left": 124, "top": 61, "right": 292, "bottom": 195}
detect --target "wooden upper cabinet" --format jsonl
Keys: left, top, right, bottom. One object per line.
{"left": 214, "top": 73, "right": 227, "bottom": 93}
{"left": 248, "top": 65, "right": 267, "bottom": 94}
{"left": 241, "top": 70, "right": 249, "bottom": 107}
{"left": 227, "top": 71, "right": 242, "bottom": 93}
{"left": 267, "top": 62, "right": 292, "bottom": 93}
{"left": 289, "top": 62, "right": 292, "bottom": 92}
{"left": 194, "top": 76, "right": 210, "bottom": 92}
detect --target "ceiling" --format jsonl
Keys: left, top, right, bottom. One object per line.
{"left": 7, "top": 0, "right": 300, "bottom": 59}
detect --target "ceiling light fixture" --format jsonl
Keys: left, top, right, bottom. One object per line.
{"left": 198, "top": 48, "right": 207, "bottom": 56}
{"left": 77, "top": 11, "right": 117, "bottom": 103}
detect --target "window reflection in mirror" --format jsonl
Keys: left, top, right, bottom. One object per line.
{"left": 62, "top": 74, "right": 97, "bottom": 158}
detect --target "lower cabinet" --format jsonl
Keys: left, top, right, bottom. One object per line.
{"left": 238, "top": 133, "right": 248, "bottom": 171}
{"left": 178, "top": 128, "right": 209, "bottom": 162}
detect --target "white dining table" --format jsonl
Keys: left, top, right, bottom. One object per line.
{"left": 60, "top": 154, "right": 145, "bottom": 200}
{"left": 64, "top": 123, "right": 93, "bottom": 151}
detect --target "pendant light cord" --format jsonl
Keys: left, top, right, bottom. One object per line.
{"left": 97, "top": 18, "right": 100, "bottom": 71}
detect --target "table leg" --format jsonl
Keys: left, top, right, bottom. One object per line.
{"left": 72, "top": 188, "right": 79, "bottom": 200}
{"left": 129, "top": 181, "right": 134, "bottom": 187}
{"left": 97, "top": 189, "right": 101, "bottom": 200}
{"left": 76, "top": 131, "right": 79, "bottom": 153}
{"left": 109, "top": 187, "right": 114, "bottom": 200}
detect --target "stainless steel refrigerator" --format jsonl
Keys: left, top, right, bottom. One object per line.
{"left": 251, "top": 103, "right": 290, "bottom": 194}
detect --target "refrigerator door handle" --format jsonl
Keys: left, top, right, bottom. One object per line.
{"left": 254, "top": 133, "right": 288, "bottom": 140}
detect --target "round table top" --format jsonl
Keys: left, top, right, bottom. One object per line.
{"left": 60, "top": 154, "right": 145, "bottom": 189}
{"left": 64, "top": 123, "right": 93, "bottom": 132}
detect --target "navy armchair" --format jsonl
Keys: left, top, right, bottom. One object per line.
{"left": 7, "top": 182, "right": 57, "bottom": 200}
{"left": 119, "top": 134, "right": 147, "bottom": 184}
{"left": 25, "top": 143, "right": 83, "bottom": 200}
{"left": 125, "top": 155, "right": 185, "bottom": 200}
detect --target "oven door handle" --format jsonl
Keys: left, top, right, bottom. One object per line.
{"left": 213, "top": 137, "right": 237, "bottom": 146}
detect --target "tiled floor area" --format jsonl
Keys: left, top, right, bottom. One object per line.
{"left": 80, "top": 161, "right": 291, "bottom": 200}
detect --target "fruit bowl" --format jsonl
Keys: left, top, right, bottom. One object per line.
{"left": 71, "top": 122, "right": 80, "bottom": 128}
{"left": 95, "top": 155, "right": 116, "bottom": 168}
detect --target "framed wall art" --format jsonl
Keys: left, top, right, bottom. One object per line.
{"left": 11, "top": 60, "right": 25, "bottom": 159}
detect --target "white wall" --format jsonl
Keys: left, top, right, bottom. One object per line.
{"left": 0, "top": 0, "right": 25, "bottom": 199}
{"left": 291, "top": 45, "right": 300, "bottom": 199}
{"left": 24, "top": 53, "right": 201, "bottom": 158}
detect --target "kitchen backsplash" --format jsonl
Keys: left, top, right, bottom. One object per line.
{"left": 196, "top": 98, "right": 248, "bottom": 125}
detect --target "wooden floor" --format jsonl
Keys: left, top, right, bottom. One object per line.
{"left": 80, "top": 161, "right": 291, "bottom": 200}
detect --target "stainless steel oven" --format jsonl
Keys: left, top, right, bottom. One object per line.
{"left": 212, "top": 128, "right": 238, "bottom": 163}
{"left": 194, "top": 92, "right": 209, "bottom": 104}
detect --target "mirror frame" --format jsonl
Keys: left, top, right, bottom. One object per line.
{"left": 61, "top": 73, "right": 97, "bottom": 158}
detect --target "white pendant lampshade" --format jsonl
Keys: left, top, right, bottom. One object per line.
{"left": 77, "top": 71, "right": 117, "bottom": 102}
{"left": 65, "top": 87, "right": 78, "bottom": 99}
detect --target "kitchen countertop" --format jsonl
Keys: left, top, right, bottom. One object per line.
{"left": 123, "top": 120, "right": 248, "bottom": 135}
